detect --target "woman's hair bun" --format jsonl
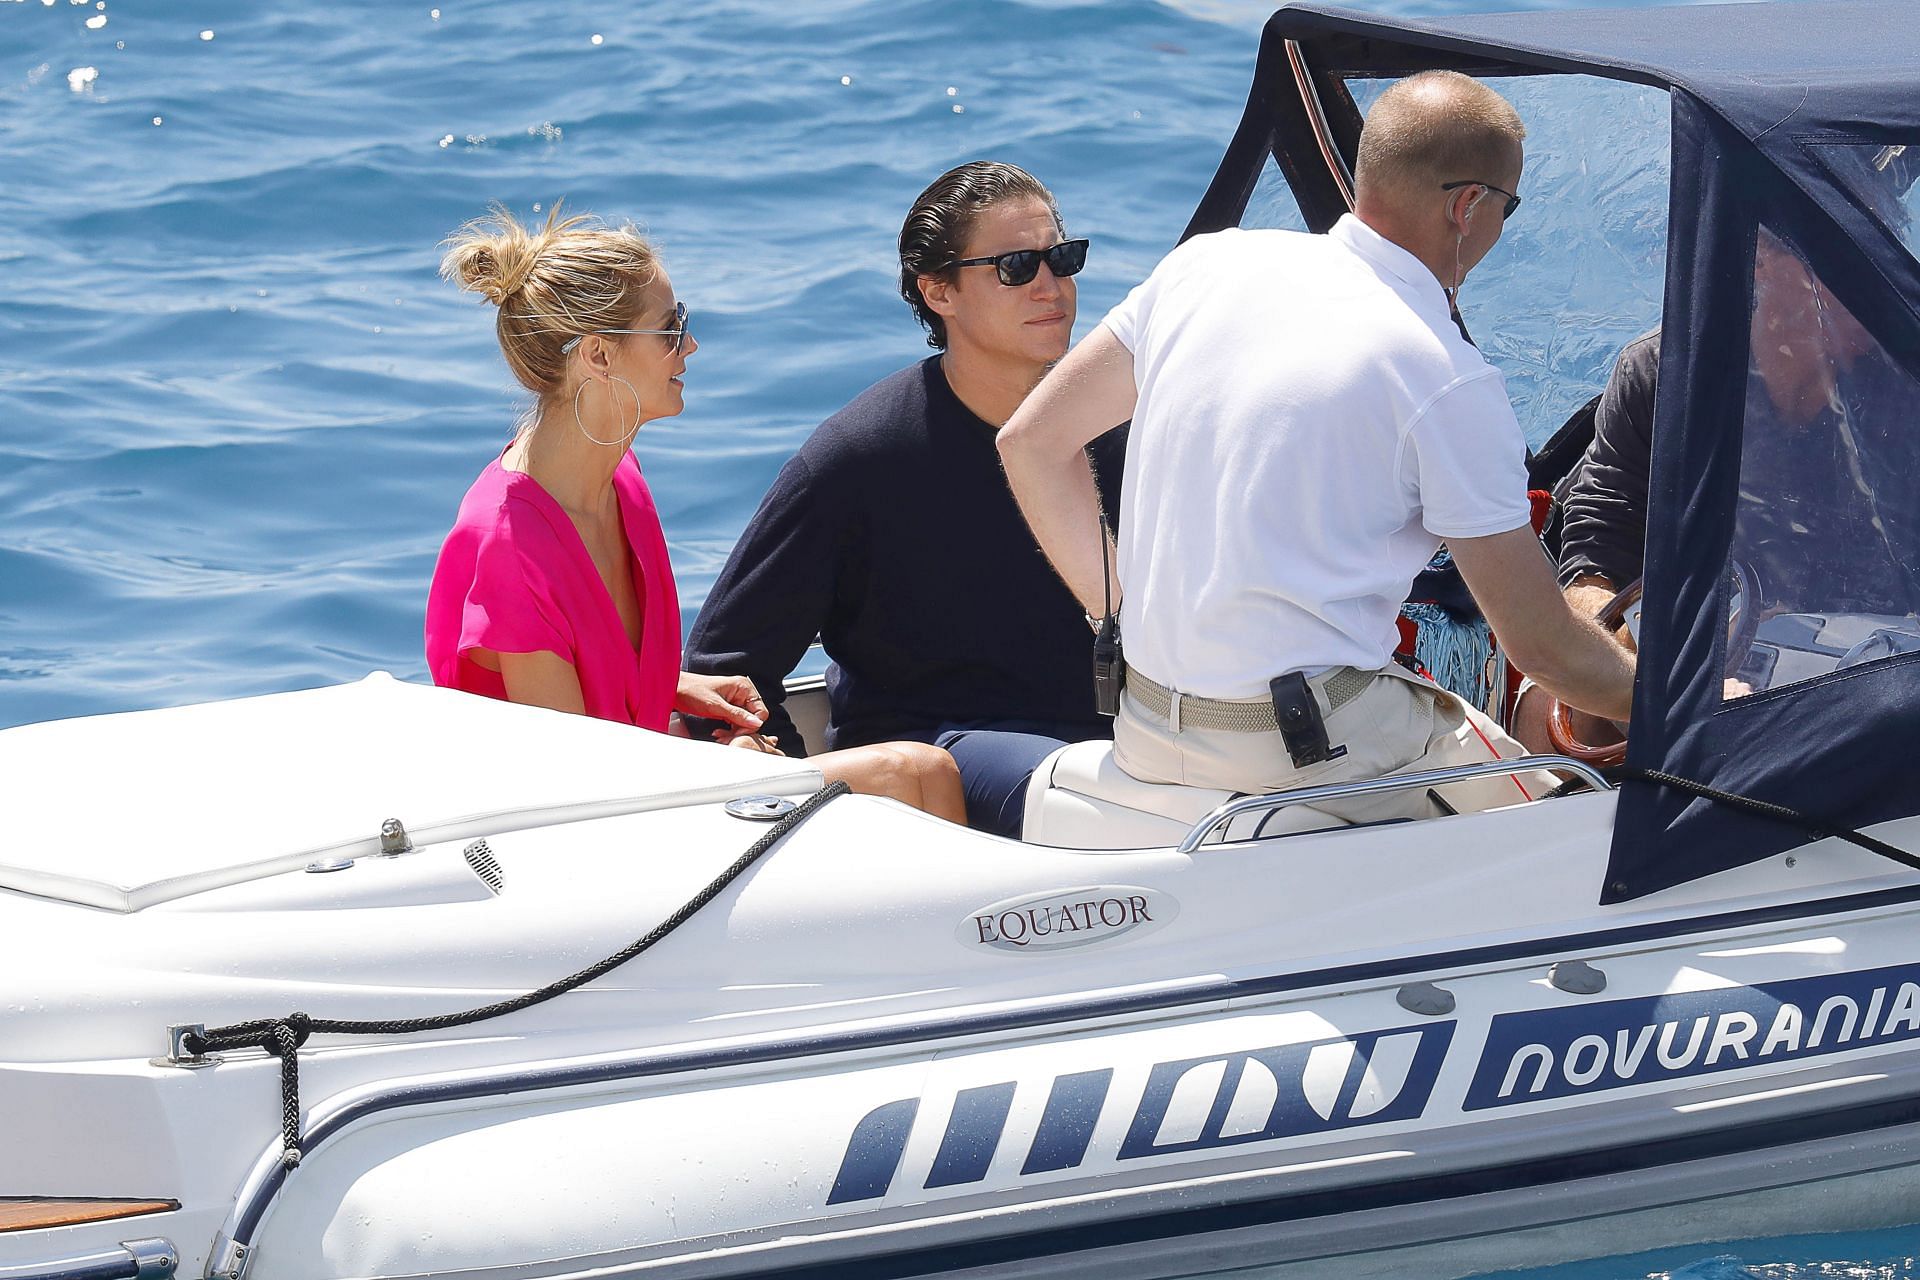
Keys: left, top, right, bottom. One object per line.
{"left": 440, "top": 201, "right": 660, "bottom": 398}
{"left": 441, "top": 205, "right": 545, "bottom": 306}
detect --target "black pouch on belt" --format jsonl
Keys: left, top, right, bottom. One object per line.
{"left": 1270, "top": 672, "right": 1346, "bottom": 768}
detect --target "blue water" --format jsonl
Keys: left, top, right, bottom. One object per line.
{"left": 0, "top": 0, "right": 1911, "bottom": 1274}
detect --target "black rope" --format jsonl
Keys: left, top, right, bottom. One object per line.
{"left": 185, "top": 781, "right": 851, "bottom": 1168}
{"left": 269, "top": 1020, "right": 304, "bottom": 1166}
{"left": 1608, "top": 766, "right": 1920, "bottom": 873}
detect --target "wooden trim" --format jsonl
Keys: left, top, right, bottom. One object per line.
{"left": 0, "top": 1198, "right": 177, "bottom": 1233}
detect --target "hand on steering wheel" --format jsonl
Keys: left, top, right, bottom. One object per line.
{"left": 1546, "top": 579, "right": 1641, "bottom": 766}
{"left": 1543, "top": 561, "right": 1759, "bottom": 767}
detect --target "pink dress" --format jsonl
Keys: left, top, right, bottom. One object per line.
{"left": 425, "top": 454, "right": 681, "bottom": 730}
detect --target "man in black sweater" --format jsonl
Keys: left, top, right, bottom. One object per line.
{"left": 687, "top": 162, "right": 1125, "bottom": 836}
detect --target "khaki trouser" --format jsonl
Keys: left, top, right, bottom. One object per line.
{"left": 1113, "top": 664, "right": 1548, "bottom": 827}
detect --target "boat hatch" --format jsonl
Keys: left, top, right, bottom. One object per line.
{"left": 0, "top": 673, "right": 821, "bottom": 912}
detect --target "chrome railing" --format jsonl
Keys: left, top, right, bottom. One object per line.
{"left": 0, "top": 1239, "right": 176, "bottom": 1280}
{"left": 1177, "top": 755, "right": 1611, "bottom": 853}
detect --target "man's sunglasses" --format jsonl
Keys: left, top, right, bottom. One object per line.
{"left": 561, "top": 300, "right": 691, "bottom": 355}
{"left": 944, "top": 238, "right": 1090, "bottom": 286}
{"left": 1440, "top": 180, "right": 1521, "bottom": 220}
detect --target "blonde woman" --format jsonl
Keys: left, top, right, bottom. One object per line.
{"left": 426, "top": 206, "right": 965, "bottom": 821}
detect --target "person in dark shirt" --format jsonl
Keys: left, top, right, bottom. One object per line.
{"left": 687, "top": 162, "right": 1126, "bottom": 837}
{"left": 1556, "top": 327, "right": 1660, "bottom": 619}
{"left": 1559, "top": 248, "right": 1919, "bottom": 616}
{"left": 1518, "top": 230, "right": 1920, "bottom": 747}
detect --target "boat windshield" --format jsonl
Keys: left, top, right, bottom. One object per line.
{"left": 1243, "top": 158, "right": 1309, "bottom": 235}
{"left": 1725, "top": 226, "right": 1920, "bottom": 696}
{"left": 1811, "top": 141, "right": 1920, "bottom": 267}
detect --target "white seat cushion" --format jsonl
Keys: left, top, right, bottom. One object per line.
{"left": 1020, "top": 739, "right": 1345, "bottom": 849}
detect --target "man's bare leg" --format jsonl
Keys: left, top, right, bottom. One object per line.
{"left": 816, "top": 743, "right": 968, "bottom": 825}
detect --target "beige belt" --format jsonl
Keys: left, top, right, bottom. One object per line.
{"left": 1124, "top": 664, "right": 1376, "bottom": 733}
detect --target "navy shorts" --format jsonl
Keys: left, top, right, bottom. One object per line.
{"left": 934, "top": 724, "right": 1093, "bottom": 839}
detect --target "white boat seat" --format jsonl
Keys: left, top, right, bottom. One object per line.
{"left": 1020, "top": 738, "right": 1347, "bottom": 849}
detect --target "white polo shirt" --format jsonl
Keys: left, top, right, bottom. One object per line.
{"left": 1102, "top": 215, "right": 1531, "bottom": 700}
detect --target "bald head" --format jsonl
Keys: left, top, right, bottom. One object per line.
{"left": 1353, "top": 71, "right": 1525, "bottom": 215}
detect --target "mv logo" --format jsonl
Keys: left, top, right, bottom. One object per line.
{"left": 829, "top": 1023, "right": 1452, "bottom": 1205}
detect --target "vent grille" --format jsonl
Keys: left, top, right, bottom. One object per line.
{"left": 462, "top": 840, "right": 504, "bottom": 894}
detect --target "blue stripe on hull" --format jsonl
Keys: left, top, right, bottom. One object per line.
{"left": 773, "top": 1088, "right": 1920, "bottom": 1280}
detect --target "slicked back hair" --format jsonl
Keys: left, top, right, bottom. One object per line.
{"left": 899, "top": 161, "right": 1063, "bottom": 350}
{"left": 1353, "top": 71, "right": 1526, "bottom": 213}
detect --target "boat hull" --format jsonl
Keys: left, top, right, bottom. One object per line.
{"left": 223, "top": 918, "right": 1920, "bottom": 1279}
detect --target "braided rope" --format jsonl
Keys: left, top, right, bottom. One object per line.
{"left": 186, "top": 782, "right": 850, "bottom": 1168}
{"left": 268, "top": 1020, "right": 305, "bottom": 1168}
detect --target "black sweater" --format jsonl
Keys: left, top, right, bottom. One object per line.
{"left": 686, "top": 357, "right": 1126, "bottom": 755}
{"left": 1558, "top": 329, "right": 1661, "bottom": 589}
{"left": 1556, "top": 325, "right": 1920, "bottom": 613}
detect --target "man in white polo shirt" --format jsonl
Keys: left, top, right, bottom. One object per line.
{"left": 999, "top": 71, "right": 1635, "bottom": 822}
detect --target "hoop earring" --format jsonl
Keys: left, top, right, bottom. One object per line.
{"left": 572, "top": 375, "right": 642, "bottom": 448}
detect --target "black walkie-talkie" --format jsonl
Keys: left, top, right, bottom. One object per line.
{"left": 1093, "top": 611, "right": 1123, "bottom": 716}
{"left": 1091, "top": 512, "right": 1124, "bottom": 717}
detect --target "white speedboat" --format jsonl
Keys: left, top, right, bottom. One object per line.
{"left": 5, "top": 673, "right": 1920, "bottom": 1280}
{"left": 8, "top": 3, "right": 1920, "bottom": 1279}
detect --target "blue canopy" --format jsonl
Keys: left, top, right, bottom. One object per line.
{"left": 1189, "top": 2, "right": 1920, "bottom": 900}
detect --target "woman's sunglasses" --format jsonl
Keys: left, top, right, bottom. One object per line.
{"left": 944, "top": 238, "right": 1090, "bottom": 286}
{"left": 561, "top": 300, "right": 691, "bottom": 355}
